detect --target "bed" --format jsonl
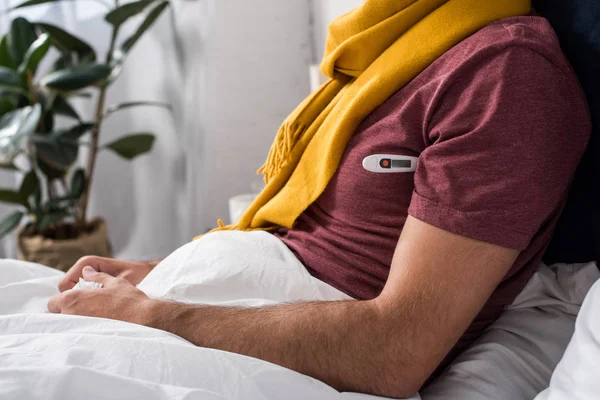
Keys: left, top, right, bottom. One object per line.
{"left": 1, "top": 231, "right": 421, "bottom": 400}
{"left": 1, "top": 230, "right": 598, "bottom": 400}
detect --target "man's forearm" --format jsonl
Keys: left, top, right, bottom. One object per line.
{"left": 144, "top": 299, "right": 415, "bottom": 398}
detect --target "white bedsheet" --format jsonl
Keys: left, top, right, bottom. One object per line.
{"left": 0, "top": 231, "right": 419, "bottom": 400}
{"left": 2, "top": 229, "right": 598, "bottom": 400}
{"left": 422, "top": 261, "right": 599, "bottom": 400}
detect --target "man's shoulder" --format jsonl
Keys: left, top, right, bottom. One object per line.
{"left": 450, "top": 16, "right": 571, "bottom": 74}
{"left": 478, "top": 16, "right": 557, "bottom": 42}
{"left": 417, "top": 15, "right": 586, "bottom": 109}
{"left": 408, "top": 16, "right": 575, "bottom": 98}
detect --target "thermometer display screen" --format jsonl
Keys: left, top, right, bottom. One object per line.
{"left": 365, "top": 155, "right": 417, "bottom": 173}
{"left": 391, "top": 159, "right": 411, "bottom": 168}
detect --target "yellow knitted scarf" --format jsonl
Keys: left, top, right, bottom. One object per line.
{"left": 210, "top": 0, "right": 531, "bottom": 234}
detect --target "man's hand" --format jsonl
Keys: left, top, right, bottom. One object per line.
{"left": 58, "top": 256, "right": 160, "bottom": 292}
{"left": 49, "top": 266, "right": 153, "bottom": 324}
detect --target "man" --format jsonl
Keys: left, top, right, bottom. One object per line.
{"left": 48, "top": 4, "right": 590, "bottom": 399}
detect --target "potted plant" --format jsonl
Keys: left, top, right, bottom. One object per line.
{"left": 0, "top": 0, "right": 171, "bottom": 270}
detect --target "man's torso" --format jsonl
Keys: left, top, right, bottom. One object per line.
{"left": 276, "top": 16, "right": 590, "bottom": 361}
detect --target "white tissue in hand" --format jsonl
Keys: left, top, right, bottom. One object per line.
{"left": 72, "top": 277, "right": 103, "bottom": 290}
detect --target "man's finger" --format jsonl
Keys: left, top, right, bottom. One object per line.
{"left": 58, "top": 257, "right": 101, "bottom": 292}
{"left": 47, "top": 293, "right": 64, "bottom": 313}
{"left": 82, "top": 266, "right": 117, "bottom": 286}
{"left": 57, "top": 276, "right": 77, "bottom": 293}
{"left": 58, "top": 268, "right": 89, "bottom": 292}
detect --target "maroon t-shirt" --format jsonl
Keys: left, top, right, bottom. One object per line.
{"left": 275, "top": 17, "right": 590, "bottom": 363}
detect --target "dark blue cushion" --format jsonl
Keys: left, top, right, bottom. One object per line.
{"left": 533, "top": 0, "right": 599, "bottom": 264}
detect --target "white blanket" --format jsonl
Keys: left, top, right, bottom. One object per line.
{"left": 0, "top": 231, "right": 419, "bottom": 400}
{"left": 1, "top": 230, "right": 598, "bottom": 400}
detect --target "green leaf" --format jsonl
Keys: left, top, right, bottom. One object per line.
{"left": 7, "top": 18, "right": 38, "bottom": 66}
{"left": 32, "top": 135, "right": 77, "bottom": 170}
{"left": 0, "top": 104, "right": 42, "bottom": 135}
{"left": 40, "top": 63, "right": 111, "bottom": 91}
{"left": 104, "top": 101, "right": 171, "bottom": 117}
{"left": 0, "top": 36, "right": 17, "bottom": 69}
{"left": 0, "top": 84, "right": 28, "bottom": 97}
{"left": 18, "top": 33, "right": 51, "bottom": 77}
{"left": 0, "top": 97, "right": 17, "bottom": 117}
{"left": 35, "top": 23, "right": 96, "bottom": 62}
{"left": 105, "top": 0, "right": 156, "bottom": 26}
{"left": 31, "top": 123, "right": 93, "bottom": 169}
{"left": 0, "top": 105, "right": 42, "bottom": 164}
{"left": 18, "top": 170, "right": 38, "bottom": 200}
{"left": 37, "top": 209, "right": 69, "bottom": 230}
{"left": 42, "top": 107, "right": 54, "bottom": 133}
{"left": 120, "top": 1, "right": 170, "bottom": 54}
{"left": 16, "top": 104, "right": 42, "bottom": 136}
{"left": 39, "top": 91, "right": 55, "bottom": 133}
{"left": 0, "top": 70, "right": 25, "bottom": 103}
{"left": 70, "top": 168, "right": 85, "bottom": 199}
{"left": 51, "top": 95, "right": 81, "bottom": 121}
{"left": 11, "top": 0, "right": 61, "bottom": 10}
{"left": 0, "top": 66, "right": 22, "bottom": 87}
{"left": 104, "top": 133, "right": 155, "bottom": 159}
{"left": 33, "top": 184, "right": 41, "bottom": 208}
{"left": 60, "top": 122, "right": 94, "bottom": 141}
{"left": 0, "top": 189, "right": 26, "bottom": 205}
{"left": 19, "top": 104, "right": 42, "bottom": 136}
{"left": 0, "top": 99, "right": 15, "bottom": 114}
{"left": 0, "top": 210, "right": 24, "bottom": 238}
{"left": 41, "top": 193, "right": 74, "bottom": 211}
{"left": 69, "top": 91, "right": 93, "bottom": 99}
{"left": 51, "top": 52, "right": 76, "bottom": 72}
{"left": 38, "top": 159, "right": 66, "bottom": 180}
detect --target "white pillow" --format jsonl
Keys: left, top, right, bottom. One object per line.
{"left": 535, "top": 267, "right": 600, "bottom": 400}
{"left": 421, "top": 262, "right": 599, "bottom": 400}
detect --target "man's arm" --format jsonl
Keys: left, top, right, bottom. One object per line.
{"left": 144, "top": 216, "right": 517, "bottom": 397}
{"left": 49, "top": 216, "right": 517, "bottom": 397}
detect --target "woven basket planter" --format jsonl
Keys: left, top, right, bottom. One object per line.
{"left": 17, "top": 218, "right": 113, "bottom": 272}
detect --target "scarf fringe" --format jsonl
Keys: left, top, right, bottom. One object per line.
{"left": 257, "top": 121, "right": 307, "bottom": 184}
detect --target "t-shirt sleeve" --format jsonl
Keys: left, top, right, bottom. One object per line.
{"left": 408, "top": 46, "right": 590, "bottom": 250}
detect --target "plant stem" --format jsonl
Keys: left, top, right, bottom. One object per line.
{"left": 27, "top": 71, "right": 46, "bottom": 134}
{"left": 77, "top": 22, "right": 120, "bottom": 227}
{"left": 25, "top": 72, "right": 48, "bottom": 209}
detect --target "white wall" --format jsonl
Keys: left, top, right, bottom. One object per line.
{"left": 310, "top": 0, "right": 364, "bottom": 62}
{"left": 192, "top": 0, "right": 311, "bottom": 235}
{"left": 90, "top": 0, "right": 313, "bottom": 256}
{"left": 0, "top": 0, "right": 312, "bottom": 259}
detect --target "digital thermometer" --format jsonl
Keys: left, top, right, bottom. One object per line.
{"left": 362, "top": 154, "right": 418, "bottom": 173}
